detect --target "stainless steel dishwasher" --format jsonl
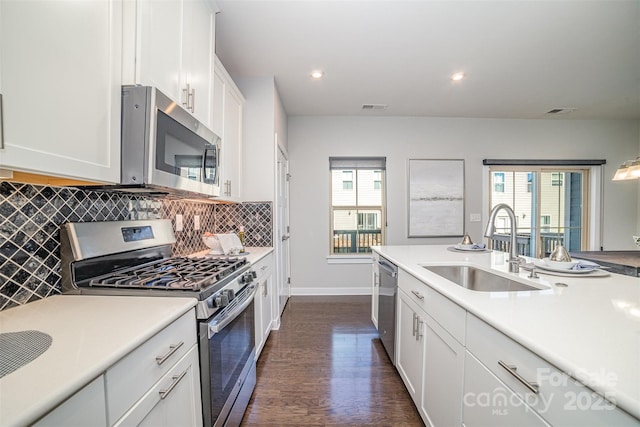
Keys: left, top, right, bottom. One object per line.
{"left": 377, "top": 256, "right": 398, "bottom": 365}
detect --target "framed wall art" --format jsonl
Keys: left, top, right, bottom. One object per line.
{"left": 408, "top": 159, "right": 465, "bottom": 237}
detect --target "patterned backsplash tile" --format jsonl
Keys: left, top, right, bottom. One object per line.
{"left": 0, "top": 182, "right": 272, "bottom": 311}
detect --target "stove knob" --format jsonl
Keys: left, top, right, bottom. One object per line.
{"left": 240, "top": 271, "right": 257, "bottom": 283}
{"left": 224, "top": 289, "right": 235, "bottom": 300}
{"left": 215, "top": 294, "right": 229, "bottom": 308}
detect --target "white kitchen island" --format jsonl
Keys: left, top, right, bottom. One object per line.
{"left": 373, "top": 244, "right": 640, "bottom": 426}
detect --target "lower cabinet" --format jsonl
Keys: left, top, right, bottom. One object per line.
{"left": 371, "top": 252, "right": 379, "bottom": 328}
{"left": 113, "top": 345, "right": 202, "bottom": 427}
{"left": 396, "top": 286, "right": 464, "bottom": 427}
{"left": 35, "top": 309, "right": 202, "bottom": 427}
{"left": 254, "top": 253, "right": 275, "bottom": 358}
{"left": 33, "top": 376, "right": 107, "bottom": 426}
{"left": 464, "top": 350, "right": 550, "bottom": 427}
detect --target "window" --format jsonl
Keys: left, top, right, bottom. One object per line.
{"left": 342, "top": 171, "right": 353, "bottom": 190}
{"left": 552, "top": 172, "right": 564, "bottom": 186}
{"left": 373, "top": 170, "right": 382, "bottom": 190}
{"left": 488, "top": 167, "right": 590, "bottom": 257}
{"left": 330, "top": 157, "right": 386, "bottom": 254}
{"left": 494, "top": 172, "right": 505, "bottom": 192}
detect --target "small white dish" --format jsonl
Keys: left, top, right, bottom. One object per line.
{"left": 456, "top": 244, "right": 476, "bottom": 250}
{"left": 543, "top": 257, "right": 578, "bottom": 270}
{"left": 535, "top": 258, "right": 599, "bottom": 274}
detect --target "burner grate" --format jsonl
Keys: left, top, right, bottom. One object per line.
{"left": 87, "top": 257, "right": 247, "bottom": 291}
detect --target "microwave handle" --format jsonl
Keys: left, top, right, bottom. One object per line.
{"left": 202, "top": 145, "right": 219, "bottom": 183}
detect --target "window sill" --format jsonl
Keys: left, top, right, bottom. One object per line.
{"left": 326, "top": 255, "right": 373, "bottom": 264}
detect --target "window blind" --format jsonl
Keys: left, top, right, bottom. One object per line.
{"left": 329, "top": 157, "right": 386, "bottom": 170}
{"left": 483, "top": 159, "right": 606, "bottom": 166}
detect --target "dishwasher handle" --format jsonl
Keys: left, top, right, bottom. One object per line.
{"left": 378, "top": 259, "right": 398, "bottom": 278}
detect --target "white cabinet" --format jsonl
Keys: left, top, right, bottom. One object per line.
{"left": 464, "top": 350, "right": 550, "bottom": 427}
{"left": 113, "top": 346, "right": 202, "bottom": 427}
{"left": 0, "top": 0, "right": 122, "bottom": 184}
{"left": 396, "top": 268, "right": 465, "bottom": 427}
{"left": 396, "top": 289, "right": 423, "bottom": 404}
{"left": 254, "top": 253, "right": 275, "bottom": 358}
{"left": 33, "top": 376, "right": 107, "bottom": 427}
{"left": 371, "top": 252, "right": 379, "bottom": 328}
{"left": 128, "top": 0, "right": 215, "bottom": 127}
{"left": 107, "top": 309, "right": 201, "bottom": 426}
{"left": 213, "top": 58, "right": 244, "bottom": 201}
{"left": 465, "top": 313, "right": 639, "bottom": 427}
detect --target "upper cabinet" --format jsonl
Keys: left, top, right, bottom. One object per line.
{"left": 125, "top": 0, "right": 216, "bottom": 128}
{"left": 0, "top": 0, "right": 122, "bottom": 184}
{"left": 213, "top": 57, "right": 244, "bottom": 202}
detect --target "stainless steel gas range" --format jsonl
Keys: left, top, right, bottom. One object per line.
{"left": 60, "top": 219, "right": 257, "bottom": 427}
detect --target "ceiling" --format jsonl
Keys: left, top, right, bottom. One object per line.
{"left": 214, "top": 1, "right": 640, "bottom": 120}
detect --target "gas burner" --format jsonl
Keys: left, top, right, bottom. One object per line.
{"left": 85, "top": 256, "right": 248, "bottom": 292}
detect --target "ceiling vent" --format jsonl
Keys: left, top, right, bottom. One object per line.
{"left": 546, "top": 108, "right": 577, "bottom": 114}
{"left": 361, "top": 104, "right": 388, "bottom": 110}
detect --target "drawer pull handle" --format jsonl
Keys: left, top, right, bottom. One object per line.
{"left": 158, "top": 369, "right": 188, "bottom": 400}
{"left": 412, "top": 312, "right": 417, "bottom": 337}
{"left": 498, "top": 360, "right": 539, "bottom": 394}
{"left": 156, "top": 341, "right": 184, "bottom": 365}
{"left": 411, "top": 290, "right": 424, "bottom": 300}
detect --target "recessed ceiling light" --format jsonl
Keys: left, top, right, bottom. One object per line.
{"left": 310, "top": 70, "right": 324, "bottom": 79}
{"left": 451, "top": 72, "right": 465, "bottom": 81}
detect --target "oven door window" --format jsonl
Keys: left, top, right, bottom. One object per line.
{"left": 155, "top": 109, "right": 210, "bottom": 182}
{"left": 207, "top": 299, "right": 255, "bottom": 423}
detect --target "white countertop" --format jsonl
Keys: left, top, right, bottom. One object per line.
{"left": 0, "top": 295, "right": 196, "bottom": 426}
{"left": 191, "top": 246, "right": 274, "bottom": 265}
{"left": 373, "top": 244, "right": 640, "bottom": 420}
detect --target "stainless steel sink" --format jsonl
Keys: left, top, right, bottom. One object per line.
{"left": 423, "top": 265, "right": 543, "bottom": 292}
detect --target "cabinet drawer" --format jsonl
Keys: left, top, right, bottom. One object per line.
{"left": 398, "top": 269, "right": 465, "bottom": 344}
{"left": 466, "top": 314, "right": 639, "bottom": 426}
{"left": 112, "top": 345, "right": 202, "bottom": 427}
{"left": 106, "top": 309, "right": 197, "bottom": 424}
{"left": 252, "top": 253, "right": 274, "bottom": 281}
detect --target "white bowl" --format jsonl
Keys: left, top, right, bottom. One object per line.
{"left": 543, "top": 258, "right": 579, "bottom": 270}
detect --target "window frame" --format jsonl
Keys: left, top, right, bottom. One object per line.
{"left": 486, "top": 165, "right": 593, "bottom": 257}
{"left": 329, "top": 159, "right": 387, "bottom": 256}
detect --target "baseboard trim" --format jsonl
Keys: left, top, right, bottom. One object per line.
{"left": 290, "top": 287, "right": 371, "bottom": 296}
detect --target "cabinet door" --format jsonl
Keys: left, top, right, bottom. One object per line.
{"left": 464, "top": 351, "right": 550, "bottom": 427}
{"left": 421, "top": 314, "right": 464, "bottom": 427}
{"left": 181, "top": 0, "right": 213, "bottom": 127}
{"left": 33, "top": 376, "right": 107, "bottom": 427}
{"left": 211, "top": 69, "right": 225, "bottom": 137}
{"left": 396, "top": 290, "right": 423, "bottom": 406}
{"left": 221, "top": 84, "right": 243, "bottom": 200}
{"left": 371, "top": 254, "right": 379, "bottom": 328}
{"left": 0, "top": 0, "right": 121, "bottom": 183}
{"left": 135, "top": 0, "right": 182, "bottom": 103}
{"left": 114, "top": 345, "right": 203, "bottom": 427}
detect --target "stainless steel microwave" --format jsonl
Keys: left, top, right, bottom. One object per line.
{"left": 120, "top": 86, "right": 221, "bottom": 197}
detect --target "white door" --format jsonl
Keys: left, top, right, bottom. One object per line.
{"left": 276, "top": 143, "right": 290, "bottom": 317}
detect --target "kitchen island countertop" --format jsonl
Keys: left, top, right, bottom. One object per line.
{"left": 373, "top": 244, "right": 640, "bottom": 420}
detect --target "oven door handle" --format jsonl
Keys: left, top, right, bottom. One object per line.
{"left": 208, "top": 284, "right": 258, "bottom": 338}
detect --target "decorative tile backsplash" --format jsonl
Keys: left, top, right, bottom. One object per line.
{"left": 0, "top": 182, "right": 272, "bottom": 311}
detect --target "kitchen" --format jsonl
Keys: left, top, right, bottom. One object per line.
{"left": 1, "top": 0, "right": 639, "bottom": 426}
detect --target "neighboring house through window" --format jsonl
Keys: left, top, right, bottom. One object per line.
{"left": 330, "top": 157, "right": 386, "bottom": 254}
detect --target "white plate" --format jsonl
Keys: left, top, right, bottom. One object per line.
{"left": 534, "top": 259, "right": 600, "bottom": 274}
{"left": 448, "top": 245, "right": 490, "bottom": 253}
{"left": 541, "top": 257, "right": 578, "bottom": 270}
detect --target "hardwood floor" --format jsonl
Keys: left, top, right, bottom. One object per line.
{"left": 240, "top": 295, "right": 423, "bottom": 426}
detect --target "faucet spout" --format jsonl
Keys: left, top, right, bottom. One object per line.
{"left": 485, "top": 203, "right": 521, "bottom": 272}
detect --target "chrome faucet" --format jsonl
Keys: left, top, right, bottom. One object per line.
{"left": 484, "top": 203, "right": 522, "bottom": 273}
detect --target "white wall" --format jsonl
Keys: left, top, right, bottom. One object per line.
{"left": 288, "top": 116, "right": 640, "bottom": 294}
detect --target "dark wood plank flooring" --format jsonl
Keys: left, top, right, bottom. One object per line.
{"left": 240, "top": 295, "right": 423, "bottom": 426}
